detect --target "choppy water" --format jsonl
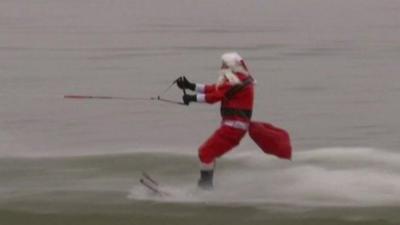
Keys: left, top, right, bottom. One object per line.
{"left": 1, "top": 0, "right": 400, "bottom": 224}
{"left": 2, "top": 149, "right": 400, "bottom": 225}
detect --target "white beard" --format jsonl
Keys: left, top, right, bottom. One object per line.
{"left": 217, "top": 69, "right": 241, "bottom": 86}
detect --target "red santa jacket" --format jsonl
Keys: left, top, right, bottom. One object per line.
{"left": 197, "top": 72, "right": 254, "bottom": 122}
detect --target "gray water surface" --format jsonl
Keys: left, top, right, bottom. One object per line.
{"left": 0, "top": 1, "right": 400, "bottom": 224}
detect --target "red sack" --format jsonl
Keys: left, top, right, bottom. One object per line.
{"left": 248, "top": 121, "right": 292, "bottom": 160}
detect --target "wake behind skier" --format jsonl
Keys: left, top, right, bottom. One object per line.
{"left": 176, "top": 52, "right": 254, "bottom": 189}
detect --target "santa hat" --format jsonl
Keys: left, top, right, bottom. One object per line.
{"left": 221, "top": 52, "right": 249, "bottom": 74}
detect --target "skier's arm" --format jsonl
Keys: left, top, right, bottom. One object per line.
{"left": 196, "top": 83, "right": 231, "bottom": 104}
{"left": 194, "top": 83, "right": 217, "bottom": 93}
{"left": 176, "top": 76, "right": 216, "bottom": 94}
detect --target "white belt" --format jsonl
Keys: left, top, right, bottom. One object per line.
{"left": 222, "top": 120, "right": 249, "bottom": 130}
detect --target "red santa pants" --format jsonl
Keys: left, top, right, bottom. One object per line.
{"left": 198, "top": 124, "right": 247, "bottom": 166}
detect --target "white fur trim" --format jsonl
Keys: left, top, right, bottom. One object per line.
{"left": 196, "top": 94, "right": 206, "bottom": 102}
{"left": 221, "top": 52, "right": 249, "bottom": 75}
{"left": 221, "top": 52, "right": 243, "bottom": 67}
{"left": 200, "top": 161, "right": 215, "bottom": 171}
{"left": 223, "top": 120, "right": 249, "bottom": 130}
{"left": 195, "top": 83, "right": 205, "bottom": 93}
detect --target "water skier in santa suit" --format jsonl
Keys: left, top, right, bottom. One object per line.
{"left": 176, "top": 52, "right": 254, "bottom": 189}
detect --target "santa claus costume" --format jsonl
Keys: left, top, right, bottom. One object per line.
{"left": 177, "top": 52, "right": 254, "bottom": 189}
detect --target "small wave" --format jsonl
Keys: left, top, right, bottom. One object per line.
{"left": 128, "top": 147, "right": 400, "bottom": 207}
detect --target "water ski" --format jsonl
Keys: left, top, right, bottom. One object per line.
{"left": 139, "top": 172, "right": 170, "bottom": 196}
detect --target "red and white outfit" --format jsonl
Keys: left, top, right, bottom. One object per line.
{"left": 195, "top": 52, "right": 254, "bottom": 170}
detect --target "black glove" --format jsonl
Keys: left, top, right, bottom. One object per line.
{"left": 176, "top": 76, "right": 195, "bottom": 91}
{"left": 182, "top": 94, "right": 197, "bottom": 105}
